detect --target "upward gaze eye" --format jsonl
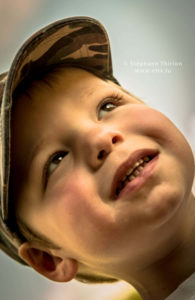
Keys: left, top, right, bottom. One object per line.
{"left": 98, "top": 97, "right": 122, "bottom": 119}
{"left": 45, "top": 151, "right": 67, "bottom": 180}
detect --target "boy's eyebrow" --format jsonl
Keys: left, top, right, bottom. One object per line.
{"left": 28, "top": 137, "right": 49, "bottom": 164}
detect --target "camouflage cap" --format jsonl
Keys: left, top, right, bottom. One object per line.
{"left": 0, "top": 16, "right": 118, "bottom": 265}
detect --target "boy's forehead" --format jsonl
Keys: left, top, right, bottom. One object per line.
{"left": 15, "top": 67, "right": 116, "bottom": 108}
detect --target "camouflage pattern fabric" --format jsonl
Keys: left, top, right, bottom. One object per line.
{"left": 0, "top": 16, "right": 119, "bottom": 266}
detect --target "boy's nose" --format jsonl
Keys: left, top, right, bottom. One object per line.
{"left": 77, "top": 125, "right": 123, "bottom": 169}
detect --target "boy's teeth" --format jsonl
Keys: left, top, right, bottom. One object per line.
{"left": 134, "top": 161, "right": 140, "bottom": 167}
{"left": 129, "top": 174, "right": 136, "bottom": 181}
{"left": 118, "top": 156, "right": 151, "bottom": 191}
{"left": 143, "top": 156, "right": 150, "bottom": 162}
{"left": 122, "top": 156, "right": 150, "bottom": 180}
{"left": 133, "top": 169, "right": 140, "bottom": 176}
{"left": 115, "top": 155, "right": 152, "bottom": 196}
{"left": 137, "top": 166, "right": 144, "bottom": 172}
{"left": 125, "top": 169, "right": 133, "bottom": 178}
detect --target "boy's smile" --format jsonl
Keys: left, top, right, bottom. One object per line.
{"left": 11, "top": 67, "right": 194, "bottom": 278}
{"left": 111, "top": 148, "right": 159, "bottom": 199}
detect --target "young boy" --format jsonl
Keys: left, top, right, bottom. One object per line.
{"left": 0, "top": 16, "right": 195, "bottom": 300}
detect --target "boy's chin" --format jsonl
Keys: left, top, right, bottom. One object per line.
{"left": 140, "top": 181, "right": 190, "bottom": 230}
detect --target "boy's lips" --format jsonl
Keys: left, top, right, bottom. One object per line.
{"left": 111, "top": 148, "right": 159, "bottom": 200}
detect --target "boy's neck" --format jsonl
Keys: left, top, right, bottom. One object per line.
{"left": 125, "top": 192, "right": 195, "bottom": 300}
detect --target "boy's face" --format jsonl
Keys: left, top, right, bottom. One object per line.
{"left": 11, "top": 68, "right": 194, "bottom": 277}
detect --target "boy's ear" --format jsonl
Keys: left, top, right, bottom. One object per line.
{"left": 18, "top": 242, "right": 78, "bottom": 282}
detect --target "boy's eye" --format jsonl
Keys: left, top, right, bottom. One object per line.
{"left": 44, "top": 151, "right": 68, "bottom": 185}
{"left": 98, "top": 97, "right": 122, "bottom": 119}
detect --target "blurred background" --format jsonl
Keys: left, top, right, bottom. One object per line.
{"left": 0, "top": 0, "right": 194, "bottom": 299}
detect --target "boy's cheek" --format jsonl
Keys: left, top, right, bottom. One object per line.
{"left": 116, "top": 105, "right": 185, "bottom": 145}
{"left": 112, "top": 105, "right": 163, "bottom": 135}
{"left": 44, "top": 172, "right": 101, "bottom": 230}
{"left": 43, "top": 175, "right": 125, "bottom": 255}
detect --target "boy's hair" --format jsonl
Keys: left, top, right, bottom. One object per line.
{"left": 0, "top": 16, "right": 121, "bottom": 274}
